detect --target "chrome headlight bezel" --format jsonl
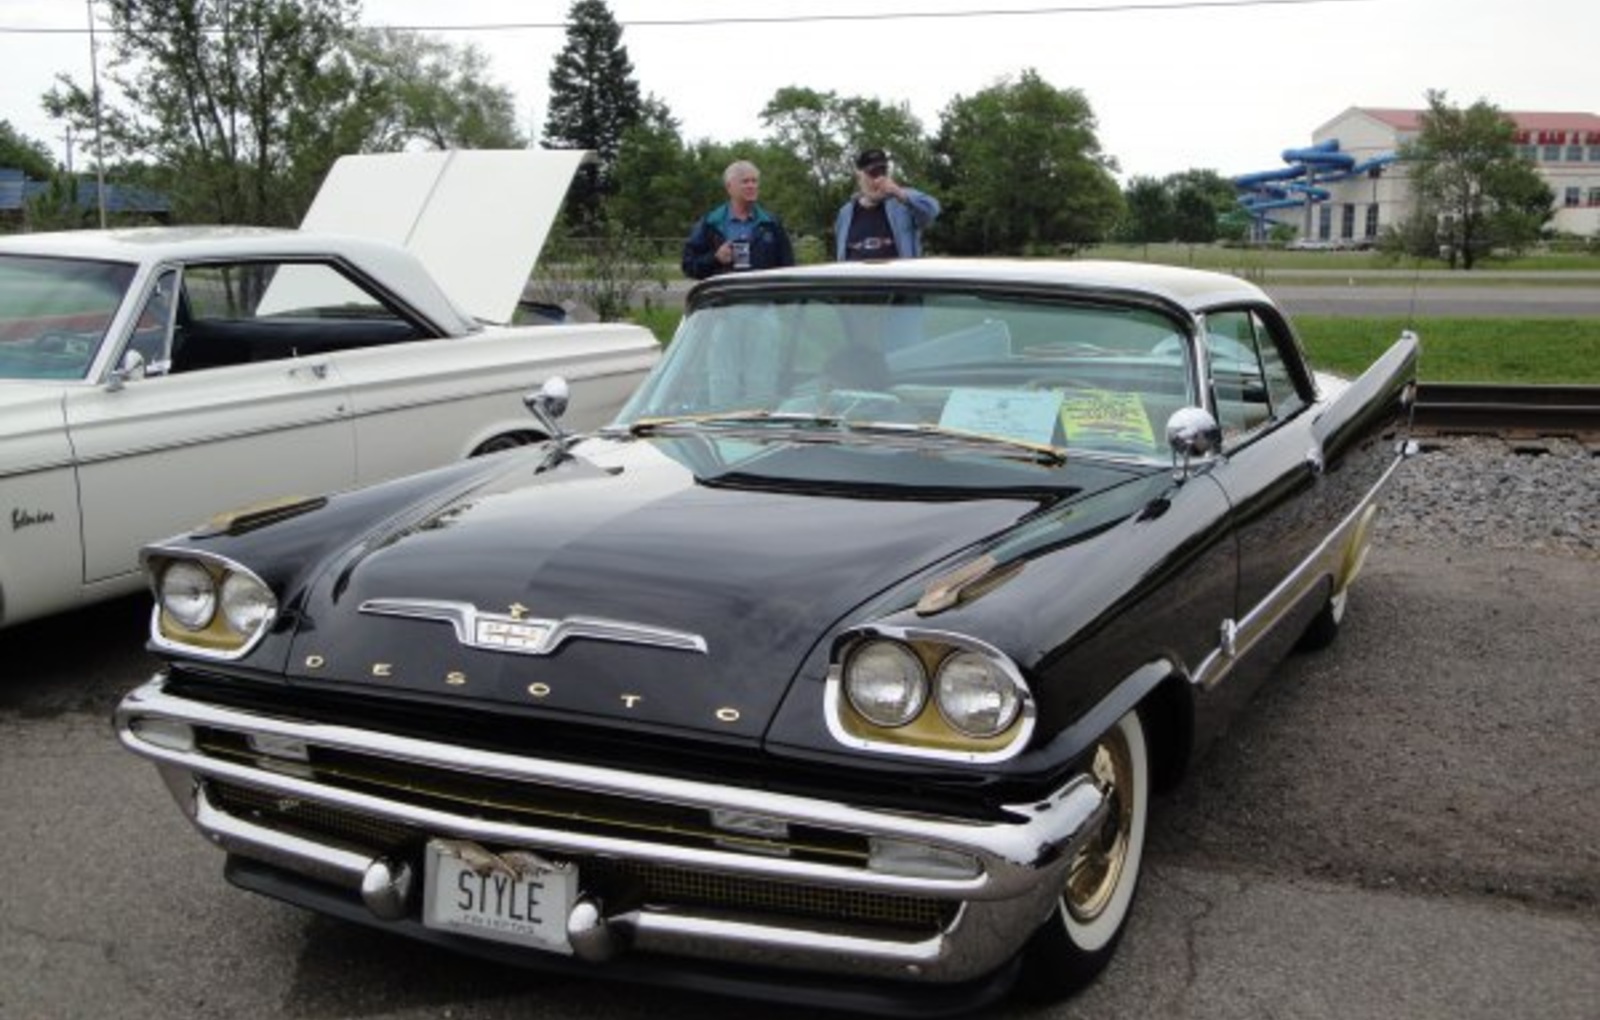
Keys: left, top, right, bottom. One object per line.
{"left": 145, "top": 549, "right": 278, "bottom": 660}
{"left": 826, "top": 627, "right": 1035, "bottom": 764}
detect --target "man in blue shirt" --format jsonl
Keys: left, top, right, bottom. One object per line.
{"left": 682, "top": 160, "right": 796, "bottom": 279}
{"left": 835, "top": 148, "right": 941, "bottom": 261}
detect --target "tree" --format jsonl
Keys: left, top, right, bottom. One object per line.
{"left": 44, "top": 0, "right": 378, "bottom": 226}
{"left": 0, "top": 121, "right": 56, "bottom": 179}
{"left": 353, "top": 29, "right": 526, "bottom": 151}
{"left": 542, "top": 0, "right": 643, "bottom": 228}
{"left": 1117, "top": 176, "right": 1172, "bottom": 246}
{"left": 758, "top": 89, "right": 930, "bottom": 240}
{"left": 1404, "top": 90, "right": 1554, "bottom": 269}
{"left": 931, "top": 70, "right": 1122, "bottom": 255}
{"left": 609, "top": 97, "right": 692, "bottom": 239}
{"left": 1165, "top": 169, "right": 1236, "bottom": 245}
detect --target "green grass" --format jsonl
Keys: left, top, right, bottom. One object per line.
{"left": 1297, "top": 317, "right": 1600, "bottom": 383}
{"left": 629, "top": 307, "right": 1599, "bottom": 384}
{"left": 1076, "top": 243, "right": 1600, "bottom": 274}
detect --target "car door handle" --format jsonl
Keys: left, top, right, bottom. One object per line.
{"left": 289, "top": 360, "right": 330, "bottom": 381}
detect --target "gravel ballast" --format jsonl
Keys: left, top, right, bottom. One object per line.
{"left": 1376, "top": 436, "right": 1599, "bottom": 559}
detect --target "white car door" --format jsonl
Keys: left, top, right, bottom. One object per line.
{"left": 63, "top": 263, "right": 358, "bottom": 585}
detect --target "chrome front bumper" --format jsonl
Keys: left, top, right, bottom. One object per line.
{"left": 117, "top": 673, "right": 1107, "bottom": 985}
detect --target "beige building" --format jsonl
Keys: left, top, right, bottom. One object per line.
{"left": 1241, "top": 107, "right": 1600, "bottom": 242}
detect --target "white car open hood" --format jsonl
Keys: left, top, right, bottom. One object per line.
{"left": 299, "top": 149, "right": 593, "bottom": 326}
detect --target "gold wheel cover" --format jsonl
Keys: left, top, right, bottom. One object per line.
{"left": 1065, "top": 724, "right": 1134, "bottom": 922}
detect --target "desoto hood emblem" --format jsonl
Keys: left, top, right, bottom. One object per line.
{"left": 359, "top": 599, "right": 708, "bottom": 656}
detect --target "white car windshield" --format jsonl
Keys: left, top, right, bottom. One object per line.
{"left": 617, "top": 289, "right": 1198, "bottom": 462}
{"left": 0, "top": 255, "right": 135, "bottom": 381}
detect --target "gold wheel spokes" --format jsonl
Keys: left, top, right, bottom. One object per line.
{"left": 1064, "top": 727, "right": 1134, "bottom": 923}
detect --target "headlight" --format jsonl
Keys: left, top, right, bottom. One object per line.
{"left": 220, "top": 571, "right": 277, "bottom": 635}
{"left": 148, "top": 552, "right": 277, "bottom": 658}
{"left": 843, "top": 640, "right": 927, "bottom": 727}
{"left": 935, "top": 651, "right": 1022, "bottom": 737}
{"left": 829, "top": 628, "right": 1034, "bottom": 762}
{"left": 160, "top": 560, "right": 216, "bottom": 631}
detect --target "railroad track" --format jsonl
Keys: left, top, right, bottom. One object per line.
{"left": 1410, "top": 383, "right": 1600, "bottom": 440}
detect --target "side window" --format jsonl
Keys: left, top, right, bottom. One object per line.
{"left": 1254, "top": 313, "right": 1307, "bottom": 420}
{"left": 1205, "top": 311, "right": 1268, "bottom": 437}
{"left": 124, "top": 268, "right": 178, "bottom": 374}
{"left": 171, "top": 260, "right": 420, "bottom": 372}
{"left": 1205, "top": 309, "right": 1305, "bottom": 440}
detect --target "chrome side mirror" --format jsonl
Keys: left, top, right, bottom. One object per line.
{"left": 523, "top": 376, "right": 571, "bottom": 442}
{"left": 1165, "top": 406, "right": 1221, "bottom": 479}
{"left": 107, "top": 349, "right": 147, "bottom": 392}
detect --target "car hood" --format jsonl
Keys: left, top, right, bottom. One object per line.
{"left": 285, "top": 436, "right": 1148, "bottom": 744}
{"left": 298, "top": 149, "right": 591, "bottom": 325}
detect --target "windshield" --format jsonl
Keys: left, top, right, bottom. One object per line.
{"left": 617, "top": 288, "right": 1197, "bottom": 462}
{"left": 0, "top": 254, "right": 135, "bottom": 381}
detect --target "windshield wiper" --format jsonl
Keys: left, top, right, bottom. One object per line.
{"left": 616, "top": 410, "right": 844, "bottom": 437}
{"left": 837, "top": 421, "right": 1067, "bottom": 465}
{"left": 614, "top": 412, "right": 1064, "bottom": 465}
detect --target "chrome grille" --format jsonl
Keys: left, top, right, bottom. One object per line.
{"left": 207, "top": 779, "right": 953, "bottom": 933}
{"left": 198, "top": 730, "right": 868, "bottom": 864}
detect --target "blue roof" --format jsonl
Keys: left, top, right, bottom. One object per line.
{"left": 0, "top": 166, "right": 171, "bottom": 215}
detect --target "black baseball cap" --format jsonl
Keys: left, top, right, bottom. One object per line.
{"left": 855, "top": 148, "right": 889, "bottom": 171}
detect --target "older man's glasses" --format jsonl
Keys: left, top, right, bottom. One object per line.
{"left": 863, "top": 165, "right": 888, "bottom": 179}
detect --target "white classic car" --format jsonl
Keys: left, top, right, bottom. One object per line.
{"left": 0, "top": 150, "right": 660, "bottom": 628}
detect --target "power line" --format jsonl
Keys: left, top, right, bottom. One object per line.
{"left": 0, "top": 0, "right": 1376, "bottom": 36}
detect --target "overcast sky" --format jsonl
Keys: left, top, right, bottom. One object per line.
{"left": 3, "top": 0, "right": 1595, "bottom": 183}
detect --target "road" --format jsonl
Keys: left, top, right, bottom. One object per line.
{"left": 1267, "top": 283, "right": 1600, "bottom": 317}
{"left": 2, "top": 541, "right": 1596, "bottom": 1020}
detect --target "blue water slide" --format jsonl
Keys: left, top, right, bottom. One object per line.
{"left": 1231, "top": 141, "right": 1398, "bottom": 227}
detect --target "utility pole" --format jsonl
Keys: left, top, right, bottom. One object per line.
{"left": 87, "top": 0, "right": 108, "bottom": 228}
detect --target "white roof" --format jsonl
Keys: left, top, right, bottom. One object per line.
{"left": 0, "top": 149, "right": 591, "bottom": 328}
{"left": 0, "top": 226, "right": 477, "bottom": 334}
{"left": 695, "top": 258, "right": 1275, "bottom": 314}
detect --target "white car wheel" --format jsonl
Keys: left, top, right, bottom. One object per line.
{"left": 1020, "top": 708, "right": 1149, "bottom": 996}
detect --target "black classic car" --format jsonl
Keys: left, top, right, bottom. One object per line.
{"left": 117, "top": 259, "right": 1417, "bottom": 1014}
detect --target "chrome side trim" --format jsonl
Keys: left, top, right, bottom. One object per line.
{"left": 359, "top": 598, "right": 708, "bottom": 656}
{"left": 68, "top": 404, "right": 350, "bottom": 467}
{"left": 1192, "top": 452, "right": 1405, "bottom": 690}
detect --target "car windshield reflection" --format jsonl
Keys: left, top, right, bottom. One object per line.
{"left": 616, "top": 289, "right": 1197, "bottom": 464}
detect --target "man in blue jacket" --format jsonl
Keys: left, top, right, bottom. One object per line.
{"left": 834, "top": 148, "right": 940, "bottom": 261}
{"left": 682, "top": 160, "right": 796, "bottom": 279}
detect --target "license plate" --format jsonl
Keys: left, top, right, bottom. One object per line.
{"left": 421, "top": 840, "right": 577, "bottom": 954}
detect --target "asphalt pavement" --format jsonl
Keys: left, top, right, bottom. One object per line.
{"left": 2, "top": 543, "right": 1595, "bottom": 1020}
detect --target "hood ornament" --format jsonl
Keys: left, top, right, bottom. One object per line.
{"left": 359, "top": 598, "right": 708, "bottom": 656}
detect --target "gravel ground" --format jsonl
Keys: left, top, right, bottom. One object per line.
{"left": 1377, "top": 436, "right": 1600, "bottom": 559}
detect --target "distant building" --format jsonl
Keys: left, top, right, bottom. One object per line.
{"left": 1235, "top": 108, "right": 1600, "bottom": 242}
{"left": 0, "top": 166, "right": 172, "bottom": 229}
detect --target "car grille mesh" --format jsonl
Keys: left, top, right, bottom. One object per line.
{"left": 205, "top": 755, "right": 955, "bottom": 934}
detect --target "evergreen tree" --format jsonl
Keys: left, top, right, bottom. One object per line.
{"left": 542, "top": 0, "right": 643, "bottom": 227}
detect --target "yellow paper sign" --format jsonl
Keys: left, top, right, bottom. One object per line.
{"left": 1059, "top": 390, "right": 1156, "bottom": 453}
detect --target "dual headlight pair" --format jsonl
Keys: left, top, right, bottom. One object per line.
{"left": 835, "top": 632, "right": 1032, "bottom": 759}
{"left": 150, "top": 554, "right": 277, "bottom": 656}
